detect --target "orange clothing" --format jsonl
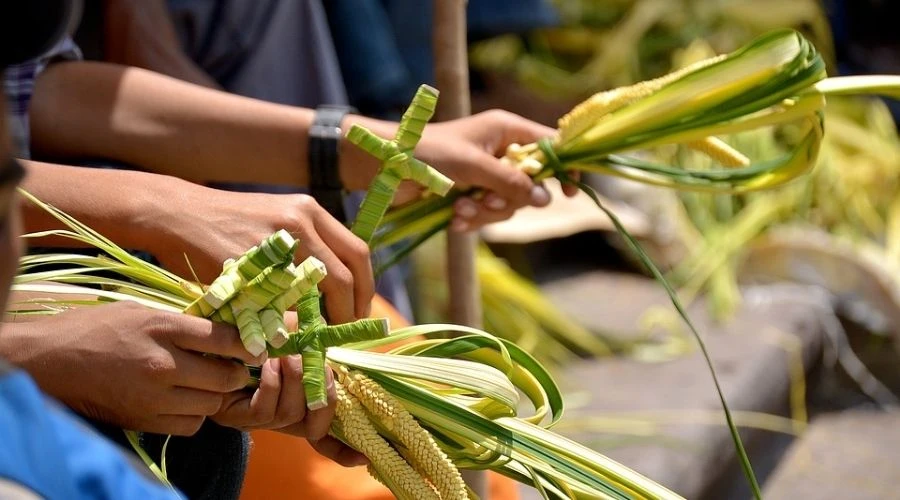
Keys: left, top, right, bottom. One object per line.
{"left": 239, "top": 295, "right": 520, "bottom": 500}
{"left": 240, "top": 431, "right": 519, "bottom": 500}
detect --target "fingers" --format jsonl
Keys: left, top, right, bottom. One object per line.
{"left": 311, "top": 209, "right": 374, "bottom": 321}
{"left": 451, "top": 175, "right": 580, "bottom": 230}
{"left": 211, "top": 373, "right": 275, "bottom": 430}
{"left": 447, "top": 110, "right": 559, "bottom": 222}
{"left": 274, "top": 355, "right": 307, "bottom": 428}
{"left": 209, "top": 360, "right": 341, "bottom": 456}
{"left": 144, "top": 415, "right": 207, "bottom": 436}
{"left": 246, "top": 357, "right": 282, "bottom": 424}
{"left": 166, "top": 314, "right": 265, "bottom": 366}
{"left": 309, "top": 436, "right": 369, "bottom": 467}
{"left": 450, "top": 183, "right": 551, "bottom": 231}
{"left": 562, "top": 171, "right": 581, "bottom": 197}
{"left": 455, "top": 151, "right": 547, "bottom": 211}
{"left": 160, "top": 387, "right": 225, "bottom": 417}
{"left": 212, "top": 356, "right": 308, "bottom": 431}
{"left": 450, "top": 196, "right": 515, "bottom": 232}
{"left": 299, "top": 233, "right": 356, "bottom": 324}
{"left": 291, "top": 196, "right": 373, "bottom": 324}
{"left": 283, "top": 311, "right": 299, "bottom": 332}
{"left": 171, "top": 350, "right": 251, "bottom": 393}
{"left": 212, "top": 358, "right": 279, "bottom": 429}
{"left": 274, "top": 365, "right": 337, "bottom": 441}
{"left": 561, "top": 183, "right": 580, "bottom": 197}
{"left": 490, "top": 110, "right": 556, "bottom": 150}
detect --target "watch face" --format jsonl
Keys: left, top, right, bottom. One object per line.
{"left": 0, "top": 0, "right": 83, "bottom": 66}
{"left": 310, "top": 124, "right": 343, "bottom": 138}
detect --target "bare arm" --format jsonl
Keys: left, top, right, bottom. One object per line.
{"left": 20, "top": 159, "right": 189, "bottom": 251}
{"left": 29, "top": 61, "right": 391, "bottom": 190}
{"left": 19, "top": 159, "right": 374, "bottom": 322}
{"left": 29, "top": 61, "right": 559, "bottom": 227}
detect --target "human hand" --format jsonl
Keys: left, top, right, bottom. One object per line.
{"left": 212, "top": 357, "right": 367, "bottom": 467}
{"left": 1, "top": 302, "right": 263, "bottom": 435}
{"left": 146, "top": 184, "right": 373, "bottom": 324}
{"left": 412, "top": 110, "right": 580, "bottom": 231}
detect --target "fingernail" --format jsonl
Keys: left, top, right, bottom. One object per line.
{"left": 451, "top": 219, "right": 469, "bottom": 232}
{"left": 456, "top": 201, "right": 477, "bottom": 218}
{"left": 325, "top": 368, "right": 335, "bottom": 390}
{"left": 255, "top": 353, "right": 268, "bottom": 366}
{"left": 529, "top": 185, "right": 551, "bottom": 206}
{"left": 486, "top": 196, "right": 507, "bottom": 210}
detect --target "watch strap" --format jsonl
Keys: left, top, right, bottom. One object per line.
{"left": 309, "top": 105, "right": 354, "bottom": 222}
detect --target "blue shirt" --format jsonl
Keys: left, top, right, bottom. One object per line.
{"left": 0, "top": 361, "right": 183, "bottom": 500}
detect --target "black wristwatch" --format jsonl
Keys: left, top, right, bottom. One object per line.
{"left": 309, "top": 105, "right": 355, "bottom": 222}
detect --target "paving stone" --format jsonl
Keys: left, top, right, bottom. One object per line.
{"left": 763, "top": 410, "right": 900, "bottom": 500}
{"left": 515, "top": 271, "right": 824, "bottom": 500}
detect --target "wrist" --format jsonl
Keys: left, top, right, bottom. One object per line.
{"left": 309, "top": 106, "right": 357, "bottom": 220}
{"left": 126, "top": 175, "right": 200, "bottom": 256}
{"left": 338, "top": 115, "right": 398, "bottom": 191}
{"left": 0, "top": 315, "right": 90, "bottom": 409}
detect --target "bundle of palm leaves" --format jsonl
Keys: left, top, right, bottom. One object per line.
{"left": 470, "top": 0, "right": 835, "bottom": 99}
{"left": 13, "top": 192, "right": 682, "bottom": 500}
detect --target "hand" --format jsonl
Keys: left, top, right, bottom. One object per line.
{"left": 413, "top": 110, "right": 580, "bottom": 231}
{"left": 212, "top": 357, "right": 367, "bottom": 467}
{"left": 0, "top": 302, "right": 263, "bottom": 435}
{"left": 146, "top": 185, "right": 373, "bottom": 324}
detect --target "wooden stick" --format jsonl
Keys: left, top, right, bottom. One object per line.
{"left": 432, "top": 1, "right": 488, "bottom": 498}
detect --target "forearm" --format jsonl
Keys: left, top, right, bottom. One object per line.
{"left": 20, "top": 160, "right": 189, "bottom": 252}
{"left": 30, "top": 61, "right": 311, "bottom": 186}
{"left": 29, "top": 61, "right": 395, "bottom": 190}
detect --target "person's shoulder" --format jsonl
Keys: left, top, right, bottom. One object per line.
{"left": 0, "top": 366, "right": 43, "bottom": 498}
{"left": 0, "top": 359, "right": 78, "bottom": 498}
{"left": 0, "top": 361, "right": 182, "bottom": 500}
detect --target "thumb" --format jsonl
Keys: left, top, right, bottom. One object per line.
{"left": 500, "top": 118, "right": 556, "bottom": 151}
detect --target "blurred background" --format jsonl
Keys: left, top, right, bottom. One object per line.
{"left": 460, "top": 2, "right": 900, "bottom": 498}
{"left": 69, "top": 1, "right": 900, "bottom": 498}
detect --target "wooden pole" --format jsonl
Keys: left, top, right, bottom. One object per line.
{"left": 432, "top": 1, "right": 488, "bottom": 498}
